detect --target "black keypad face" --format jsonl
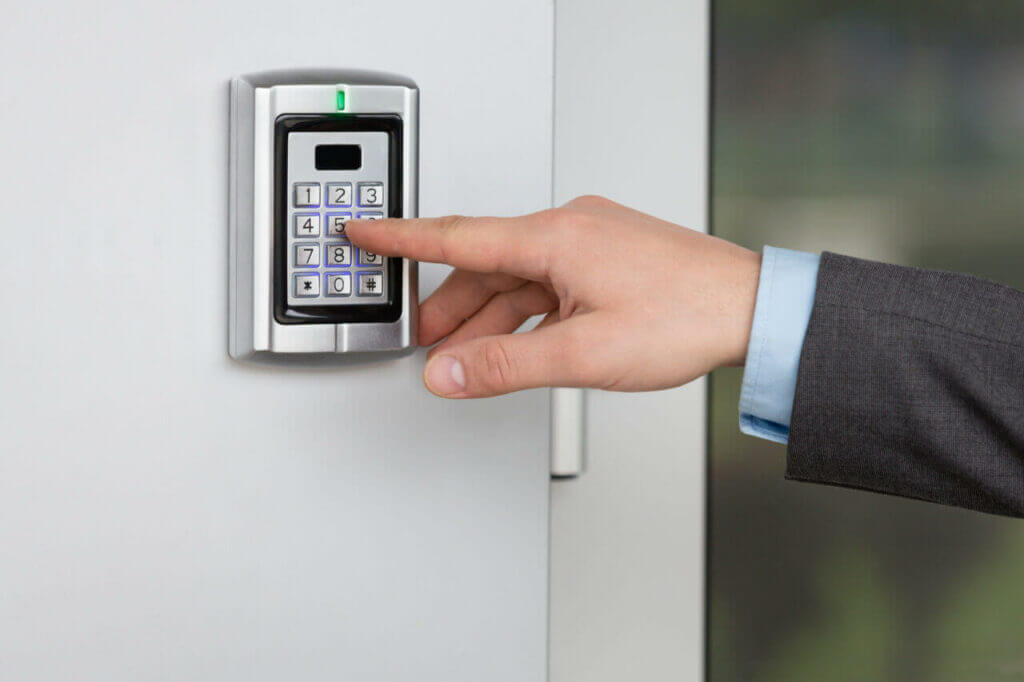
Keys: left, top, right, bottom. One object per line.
{"left": 285, "top": 131, "right": 390, "bottom": 306}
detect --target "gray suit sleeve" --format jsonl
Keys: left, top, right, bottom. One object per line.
{"left": 787, "top": 252, "right": 1024, "bottom": 518}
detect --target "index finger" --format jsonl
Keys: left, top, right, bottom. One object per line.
{"left": 345, "top": 213, "right": 555, "bottom": 280}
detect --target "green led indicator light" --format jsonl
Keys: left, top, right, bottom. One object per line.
{"left": 336, "top": 90, "right": 346, "bottom": 111}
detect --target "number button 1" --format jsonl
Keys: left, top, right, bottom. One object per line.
{"left": 293, "top": 183, "right": 320, "bottom": 207}
{"left": 326, "top": 183, "right": 352, "bottom": 207}
{"left": 358, "top": 182, "right": 384, "bottom": 207}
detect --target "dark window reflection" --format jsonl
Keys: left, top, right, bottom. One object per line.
{"left": 710, "top": 2, "right": 1024, "bottom": 680}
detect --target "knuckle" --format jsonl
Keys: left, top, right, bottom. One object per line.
{"left": 565, "top": 194, "right": 609, "bottom": 209}
{"left": 554, "top": 324, "right": 591, "bottom": 381}
{"left": 436, "top": 214, "right": 470, "bottom": 261}
{"left": 479, "top": 339, "right": 518, "bottom": 389}
{"left": 547, "top": 207, "right": 591, "bottom": 242}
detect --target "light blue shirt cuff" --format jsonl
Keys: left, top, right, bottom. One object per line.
{"left": 738, "top": 246, "right": 821, "bottom": 444}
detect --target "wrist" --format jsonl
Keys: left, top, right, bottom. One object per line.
{"left": 723, "top": 248, "right": 762, "bottom": 367}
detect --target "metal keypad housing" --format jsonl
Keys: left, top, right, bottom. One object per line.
{"left": 286, "top": 131, "right": 389, "bottom": 307}
{"left": 228, "top": 69, "right": 418, "bottom": 360}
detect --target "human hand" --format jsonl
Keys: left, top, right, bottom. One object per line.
{"left": 346, "top": 196, "right": 761, "bottom": 398}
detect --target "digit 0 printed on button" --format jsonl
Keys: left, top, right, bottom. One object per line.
{"left": 325, "top": 272, "right": 352, "bottom": 297}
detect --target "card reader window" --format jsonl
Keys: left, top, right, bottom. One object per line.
{"left": 315, "top": 144, "right": 362, "bottom": 171}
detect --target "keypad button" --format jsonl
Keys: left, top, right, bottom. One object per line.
{"left": 358, "top": 182, "right": 384, "bottom": 207}
{"left": 357, "top": 272, "right": 384, "bottom": 297}
{"left": 356, "top": 212, "right": 384, "bottom": 220}
{"left": 293, "top": 243, "right": 320, "bottom": 268}
{"left": 359, "top": 250, "right": 384, "bottom": 267}
{"left": 326, "top": 213, "right": 351, "bottom": 237}
{"left": 293, "top": 213, "right": 321, "bottom": 238}
{"left": 326, "top": 183, "right": 353, "bottom": 207}
{"left": 324, "top": 243, "right": 352, "bottom": 267}
{"left": 294, "top": 274, "right": 320, "bottom": 297}
{"left": 325, "top": 273, "right": 352, "bottom": 297}
{"left": 293, "top": 183, "right": 321, "bottom": 207}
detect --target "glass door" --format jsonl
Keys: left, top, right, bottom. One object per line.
{"left": 709, "top": 2, "right": 1024, "bottom": 680}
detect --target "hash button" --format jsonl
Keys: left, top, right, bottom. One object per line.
{"left": 357, "top": 272, "right": 384, "bottom": 297}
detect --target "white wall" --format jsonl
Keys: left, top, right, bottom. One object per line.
{"left": 549, "top": 0, "right": 708, "bottom": 679}
{"left": 0, "top": 2, "right": 554, "bottom": 681}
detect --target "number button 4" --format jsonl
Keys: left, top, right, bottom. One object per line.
{"left": 293, "top": 213, "right": 320, "bottom": 238}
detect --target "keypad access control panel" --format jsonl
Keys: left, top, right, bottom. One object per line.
{"left": 229, "top": 70, "right": 417, "bottom": 359}
{"left": 286, "top": 131, "right": 390, "bottom": 307}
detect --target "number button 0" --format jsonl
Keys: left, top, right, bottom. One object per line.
{"left": 293, "top": 183, "right": 320, "bottom": 207}
{"left": 326, "top": 273, "right": 352, "bottom": 297}
{"left": 358, "top": 182, "right": 384, "bottom": 207}
{"left": 325, "top": 243, "right": 352, "bottom": 267}
{"left": 293, "top": 213, "right": 320, "bottom": 237}
{"left": 326, "top": 213, "right": 351, "bottom": 237}
{"left": 293, "top": 243, "right": 320, "bottom": 268}
{"left": 326, "top": 183, "right": 352, "bottom": 207}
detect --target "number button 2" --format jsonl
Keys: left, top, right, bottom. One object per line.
{"left": 326, "top": 183, "right": 352, "bottom": 207}
{"left": 358, "top": 182, "right": 384, "bottom": 207}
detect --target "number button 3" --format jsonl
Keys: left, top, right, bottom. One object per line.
{"left": 358, "top": 182, "right": 384, "bottom": 207}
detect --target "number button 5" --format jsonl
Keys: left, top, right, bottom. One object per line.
{"left": 326, "top": 213, "right": 351, "bottom": 237}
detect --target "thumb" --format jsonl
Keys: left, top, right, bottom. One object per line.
{"left": 422, "top": 318, "right": 591, "bottom": 398}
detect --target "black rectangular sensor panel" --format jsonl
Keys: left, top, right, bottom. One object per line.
{"left": 315, "top": 144, "right": 362, "bottom": 170}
